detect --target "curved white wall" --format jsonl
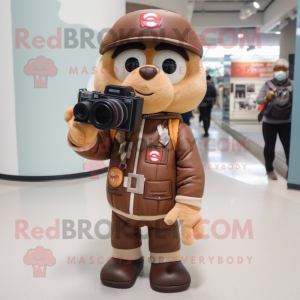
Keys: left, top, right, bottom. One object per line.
{"left": 0, "top": 0, "right": 125, "bottom": 176}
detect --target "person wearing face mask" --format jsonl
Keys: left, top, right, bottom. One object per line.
{"left": 257, "top": 58, "right": 293, "bottom": 180}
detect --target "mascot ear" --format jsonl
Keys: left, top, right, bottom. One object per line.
{"left": 94, "top": 49, "right": 122, "bottom": 92}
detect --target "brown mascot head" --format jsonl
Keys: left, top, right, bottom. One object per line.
{"left": 94, "top": 10, "right": 206, "bottom": 115}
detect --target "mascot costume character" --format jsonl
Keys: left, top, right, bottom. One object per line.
{"left": 64, "top": 9, "right": 206, "bottom": 293}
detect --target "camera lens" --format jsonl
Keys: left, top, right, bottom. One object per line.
{"left": 73, "top": 102, "right": 91, "bottom": 121}
{"left": 94, "top": 105, "right": 111, "bottom": 125}
{"left": 90, "top": 99, "right": 128, "bottom": 130}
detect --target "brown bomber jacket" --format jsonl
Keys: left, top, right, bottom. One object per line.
{"left": 67, "top": 113, "right": 205, "bottom": 221}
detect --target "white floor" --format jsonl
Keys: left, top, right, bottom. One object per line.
{"left": 212, "top": 110, "right": 287, "bottom": 161}
{"left": 1, "top": 119, "right": 300, "bottom": 300}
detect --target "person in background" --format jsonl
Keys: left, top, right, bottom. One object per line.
{"left": 218, "top": 82, "right": 224, "bottom": 110}
{"left": 181, "top": 110, "right": 193, "bottom": 126}
{"left": 256, "top": 58, "right": 293, "bottom": 180}
{"left": 198, "top": 75, "right": 217, "bottom": 137}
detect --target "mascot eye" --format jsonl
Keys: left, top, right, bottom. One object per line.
{"left": 114, "top": 50, "right": 146, "bottom": 82}
{"left": 162, "top": 59, "right": 176, "bottom": 74}
{"left": 125, "top": 57, "right": 139, "bottom": 72}
{"left": 153, "top": 51, "right": 186, "bottom": 84}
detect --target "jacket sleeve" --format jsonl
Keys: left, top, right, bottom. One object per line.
{"left": 256, "top": 82, "right": 269, "bottom": 105}
{"left": 175, "top": 122, "right": 205, "bottom": 209}
{"left": 66, "top": 130, "right": 112, "bottom": 160}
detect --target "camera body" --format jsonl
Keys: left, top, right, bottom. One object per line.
{"left": 73, "top": 85, "right": 144, "bottom": 132}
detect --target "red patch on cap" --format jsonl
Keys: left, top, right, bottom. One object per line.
{"left": 147, "top": 150, "right": 162, "bottom": 162}
{"left": 140, "top": 12, "right": 162, "bottom": 28}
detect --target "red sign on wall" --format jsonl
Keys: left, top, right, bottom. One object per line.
{"left": 231, "top": 62, "right": 274, "bottom": 78}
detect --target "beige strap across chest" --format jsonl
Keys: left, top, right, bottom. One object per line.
{"left": 114, "top": 120, "right": 146, "bottom": 215}
{"left": 127, "top": 119, "right": 146, "bottom": 214}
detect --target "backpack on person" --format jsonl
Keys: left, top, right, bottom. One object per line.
{"left": 202, "top": 81, "right": 217, "bottom": 105}
{"left": 258, "top": 79, "right": 293, "bottom": 122}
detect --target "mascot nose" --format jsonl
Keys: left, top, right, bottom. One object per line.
{"left": 139, "top": 66, "right": 157, "bottom": 80}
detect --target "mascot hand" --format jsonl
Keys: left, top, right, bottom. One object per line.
{"left": 64, "top": 106, "right": 98, "bottom": 147}
{"left": 164, "top": 203, "right": 204, "bottom": 246}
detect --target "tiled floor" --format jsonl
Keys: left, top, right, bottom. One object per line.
{"left": 1, "top": 119, "right": 300, "bottom": 300}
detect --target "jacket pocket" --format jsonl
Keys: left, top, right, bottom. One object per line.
{"left": 144, "top": 180, "right": 172, "bottom": 200}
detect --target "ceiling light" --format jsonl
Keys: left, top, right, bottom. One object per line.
{"left": 289, "top": 10, "right": 298, "bottom": 21}
{"left": 253, "top": 2, "right": 260, "bottom": 9}
{"left": 238, "top": 33, "right": 244, "bottom": 38}
{"left": 279, "top": 19, "right": 289, "bottom": 30}
{"left": 275, "top": 32, "right": 281, "bottom": 35}
{"left": 240, "top": 3, "right": 258, "bottom": 20}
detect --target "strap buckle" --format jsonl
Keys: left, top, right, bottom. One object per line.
{"left": 126, "top": 173, "right": 145, "bottom": 195}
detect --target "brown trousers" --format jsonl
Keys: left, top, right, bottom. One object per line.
{"left": 111, "top": 211, "right": 181, "bottom": 263}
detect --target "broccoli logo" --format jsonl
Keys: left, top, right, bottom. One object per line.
{"left": 24, "top": 246, "right": 56, "bottom": 277}
{"left": 24, "top": 56, "right": 57, "bottom": 88}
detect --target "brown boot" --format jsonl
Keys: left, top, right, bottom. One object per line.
{"left": 100, "top": 257, "right": 144, "bottom": 289}
{"left": 267, "top": 171, "right": 278, "bottom": 180}
{"left": 150, "top": 261, "right": 191, "bottom": 293}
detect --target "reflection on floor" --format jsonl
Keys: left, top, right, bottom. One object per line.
{"left": 191, "top": 118, "right": 268, "bottom": 186}
{"left": 1, "top": 119, "right": 300, "bottom": 300}
{"left": 212, "top": 110, "right": 286, "bottom": 161}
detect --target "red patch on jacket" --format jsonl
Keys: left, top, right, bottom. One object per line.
{"left": 147, "top": 150, "right": 162, "bottom": 162}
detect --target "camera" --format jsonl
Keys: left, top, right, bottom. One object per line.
{"left": 73, "top": 85, "right": 144, "bottom": 132}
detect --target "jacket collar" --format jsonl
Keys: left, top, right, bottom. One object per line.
{"left": 143, "top": 112, "right": 183, "bottom": 120}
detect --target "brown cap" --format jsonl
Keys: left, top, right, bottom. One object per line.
{"left": 100, "top": 9, "right": 203, "bottom": 57}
